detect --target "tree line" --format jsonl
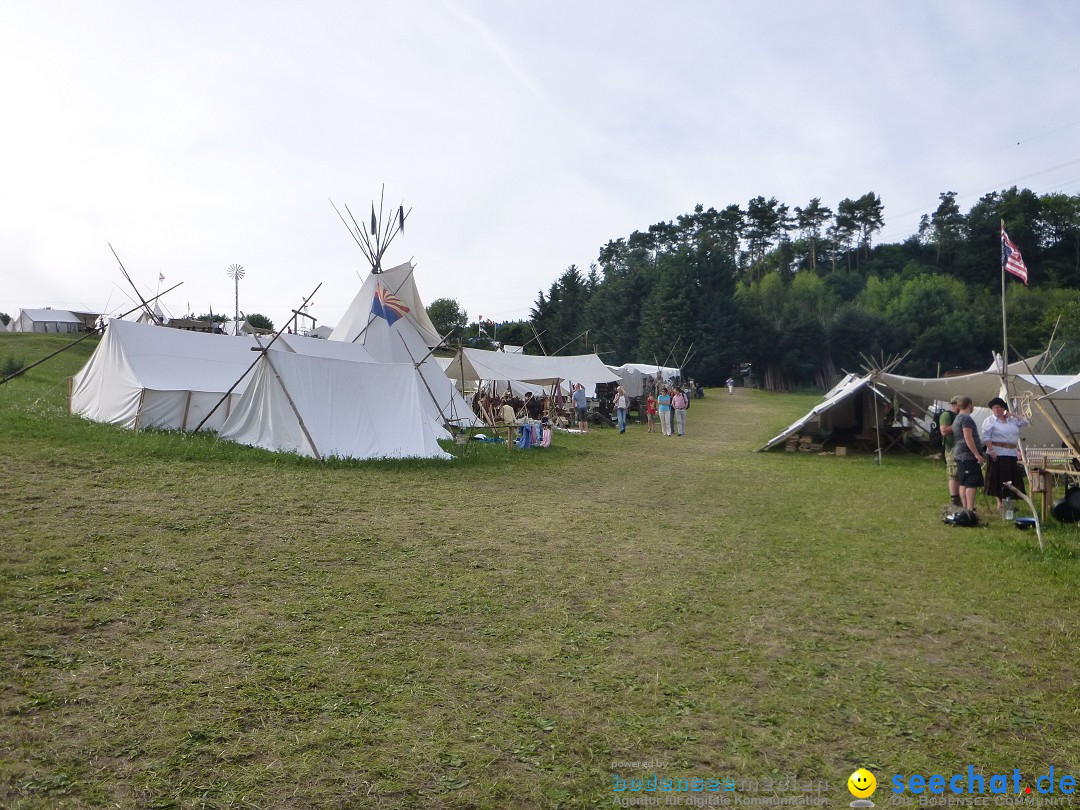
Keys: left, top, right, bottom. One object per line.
{"left": 502, "top": 186, "right": 1080, "bottom": 389}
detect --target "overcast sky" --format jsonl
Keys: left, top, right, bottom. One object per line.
{"left": 3, "top": 1, "right": 1079, "bottom": 332}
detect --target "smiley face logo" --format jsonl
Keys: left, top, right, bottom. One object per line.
{"left": 848, "top": 768, "right": 877, "bottom": 798}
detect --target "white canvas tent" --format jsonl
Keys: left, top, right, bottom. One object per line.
{"left": 136, "top": 303, "right": 167, "bottom": 326}
{"left": 329, "top": 261, "right": 476, "bottom": 436}
{"left": 12, "top": 308, "right": 85, "bottom": 333}
{"left": 877, "top": 354, "right": 1044, "bottom": 411}
{"left": 759, "top": 373, "right": 894, "bottom": 450}
{"left": 445, "top": 347, "right": 619, "bottom": 388}
{"left": 611, "top": 363, "right": 681, "bottom": 397}
{"left": 1016, "top": 373, "right": 1080, "bottom": 448}
{"left": 876, "top": 353, "right": 1077, "bottom": 447}
{"left": 70, "top": 319, "right": 262, "bottom": 431}
{"left": 218, "top": 350, "right": 449, "bottom": 460}
{"left": 70, "top": 319, "right": 451, "bottom": 459}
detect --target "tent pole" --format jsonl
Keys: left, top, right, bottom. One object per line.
{"left": 528, "top": 323, "right": 549, "bottom": 356}
{"left": 257, "top": 343, "right": 323, "bottom": 461}
{"left": 1003, "top": 482, "right": 1044, "bottom": 552}
{"left": 551, "top": 330, "right": 589, "bottom": 356}
{"left": 1000, "top": 218, "right": 1009, "bottom": 390}
{"left": 872, "top": 381, "right": 882, "bottom": 465}
{"left": 190, "top": 284, "right": 321, "bottom": 433}
{"left": 396, "top": 332, "right": 456, "bottom": 433}
{"left": 109, "top": 243, "right": 158, "bottom": 322}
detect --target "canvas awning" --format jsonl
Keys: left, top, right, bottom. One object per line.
{"left": 444, "top": 348, "right": 619, "bottom": 387}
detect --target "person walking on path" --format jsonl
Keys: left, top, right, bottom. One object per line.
{"left": 657, "top": 387, "right": 673, "bottom": 436}
{"left": 614, "top": 386, "right": 630, "bottom": 434}
{"left": 672, "top": 387, "right": 689, "bottom": 436}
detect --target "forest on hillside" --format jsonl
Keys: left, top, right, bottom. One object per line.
{"left": 506, "top": 187, "right": 1080, "bottom": 389}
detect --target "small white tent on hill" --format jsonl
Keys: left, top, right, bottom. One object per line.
{"left": 12, "top": 308, "right": 86, "bottom": 333}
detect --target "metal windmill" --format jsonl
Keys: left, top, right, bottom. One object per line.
{"left": 226, "top": 263, "right": 245, "bottom": 335}
{"left": 329, "top": 185, "right": 410, "bottom": 274}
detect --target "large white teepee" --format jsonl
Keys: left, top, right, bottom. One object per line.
{"left": 329, "top": 261, "right": 476, "bottom": 436}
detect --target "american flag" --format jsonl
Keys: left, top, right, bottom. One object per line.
{"left": 370, "top": 282, "right": 410, "bottom": 326}
{"left": 1001, "top": 223, "right": 1029, "bottom": 285}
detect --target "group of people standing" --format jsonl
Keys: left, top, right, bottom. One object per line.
{"left": 941, "top": 395, "right": 1029, "bottom": 513}
{"left": 639, "top": 386, "right": 689, "bottom": 436}
{"left": 607, "top": 384, "right": 693, "bottom": 436}
{"left": 486, "top": 380, "right": 695, "bottom": 438}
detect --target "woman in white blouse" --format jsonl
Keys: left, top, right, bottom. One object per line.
{"left": 981, "top": 396, "right": 1030, "bottom": 511}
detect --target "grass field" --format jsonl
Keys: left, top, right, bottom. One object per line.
{"left": 1, "top": 333, "right": 1078, "bottom": 809}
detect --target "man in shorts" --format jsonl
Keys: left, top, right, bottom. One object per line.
{"left": 940, "top": 397, "right": 961, "bottom": 506}
{"left": 571, "top": 383, "right": 589, "bottom": 433}
{"left": 952, "top": 396, "right": 985, "bottom": 511}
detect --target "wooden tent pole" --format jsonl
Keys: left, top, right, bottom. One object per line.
{"left": 872, "top": 383, "right": 883, "bottom": 465}
{"left": 253, "top": 338, "right": 323, "bottom": 461}
{"left": 190, "top": 284, "right": 321, "bottom": 433}
{"left": 396, "top": 331, "right": 455, "bottom": 432}
{"left": 109, "top": 243, "right": 157, "bottom": 322}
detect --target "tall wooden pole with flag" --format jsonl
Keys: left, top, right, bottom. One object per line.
{"left": 1000, "top": 219, "right": 1030, "bottom": 382}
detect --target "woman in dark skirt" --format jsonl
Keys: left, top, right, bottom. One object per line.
{"left": 981, "top": 396, "right": 1030, "bottom": 510}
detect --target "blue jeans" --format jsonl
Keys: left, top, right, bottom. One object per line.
{"left": 617, "top": 408, "right": 627, "bottom": 432}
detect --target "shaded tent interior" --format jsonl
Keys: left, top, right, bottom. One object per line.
{"left": 758, "top": 373, "right": 900, "bottom": 452}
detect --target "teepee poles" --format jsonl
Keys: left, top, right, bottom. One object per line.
{"left": 329, "top": 185, "right": 410, "bottom": 274}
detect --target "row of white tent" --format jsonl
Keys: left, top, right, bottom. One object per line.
{"left": 760, "top": 353, "right": 1080, "bottom": 451}
{"left": 70, "top": 262, "right": 475, "bottom": 461}
{"left": 439, "top": 352, "right": 680, "bottom": 400}
{"left": 65, "top": 260, "right": 640, "bottom": 461}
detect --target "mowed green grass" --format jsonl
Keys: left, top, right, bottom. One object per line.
{"left": 1, "top": 333, "right": 1078, "bottom": 809}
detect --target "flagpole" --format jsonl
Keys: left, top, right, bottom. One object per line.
{"left": 1000, "top": 218, "right": 1009, "bottom": 386}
